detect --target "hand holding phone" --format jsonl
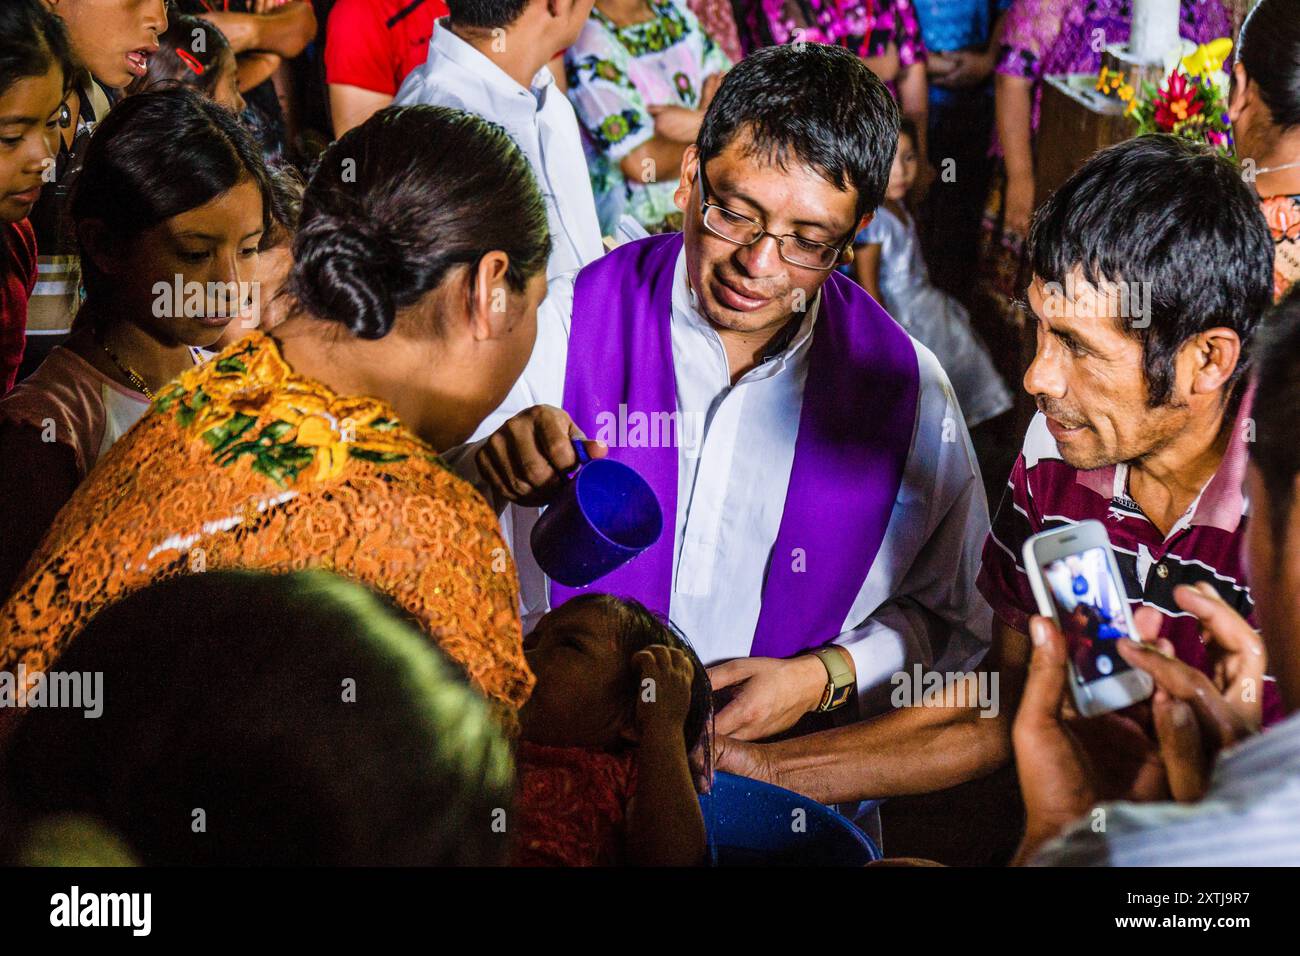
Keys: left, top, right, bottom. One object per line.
{"left": 1023, "top": 520, "right": 1153, "bottom": 716}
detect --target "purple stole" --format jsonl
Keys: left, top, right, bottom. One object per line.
{"left": 552, "top": 233, "right": 920, "bottom": 659}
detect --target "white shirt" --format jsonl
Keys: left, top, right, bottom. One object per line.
{"left": 395, "top": 20, "right": 604, "bottom": 278}
{"left": 1033, "top": 711, "right": 1300, "bottom": 866}
{"left": 452, "top": 249, "right": 993, "bottom": 715}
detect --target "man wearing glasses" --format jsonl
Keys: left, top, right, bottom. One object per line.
{"left": 453, "top": 44, "right": 993, "bottom": 808}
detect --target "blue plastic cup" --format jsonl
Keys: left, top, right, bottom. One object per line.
{"left": 530, "top": 440, "right": 664, "bottom": 588}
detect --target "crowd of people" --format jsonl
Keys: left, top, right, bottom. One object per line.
{"left": 0, "top": 0, "right": 1298, "bottom": 867}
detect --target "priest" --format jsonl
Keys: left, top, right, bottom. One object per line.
{"left": 453, "top": 44, "right": 994, "bottom": 775}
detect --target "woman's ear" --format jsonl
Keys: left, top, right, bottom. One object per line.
{"left": 1228, "top": 62, "right": 1251, "bottom": 125}
{"left": 467, "top": 251, "right": 513, "bottom": 342}
{"left": 77, "top": 219, "right": 122, "bottom": 281}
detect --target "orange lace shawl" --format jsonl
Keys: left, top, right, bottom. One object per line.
{"left": 0, "top": 332, "right": 532, "bottom": 725}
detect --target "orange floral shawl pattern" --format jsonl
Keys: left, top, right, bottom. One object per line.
{"left": 0, "top": 332, "right": 532, "bottom": 725}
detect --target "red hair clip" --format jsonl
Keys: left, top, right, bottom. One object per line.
{"left": 177, "top": 50, "right": 206, "bottom": 76}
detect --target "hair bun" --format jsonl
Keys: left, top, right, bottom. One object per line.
{"left": 293, "top": 216, "right": 395, "bottom": 339}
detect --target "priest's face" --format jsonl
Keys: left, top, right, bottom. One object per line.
{"left": 674, "top": 134, "right": 863, "bottom": 339}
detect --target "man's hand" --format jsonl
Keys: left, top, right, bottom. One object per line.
{"left": 931, "top": 49, "right": 996, "bottom": 89}
{"left": 1118, "top": 585, "right": 1265, "bottom": 801}
{"left": 475, "top": 405, "right": 607, "bottom": 507}
{"left": 707, "top": 654, "right": 828, "bottom": 741}
{"left": 713, "top": 733, "right": 779, "bottom": 786}
{"left": 1012, "top": 617, "right": 1168, "bottom": 862}
{"left": 634, "top": 644, "right": 695, "bottom": 737}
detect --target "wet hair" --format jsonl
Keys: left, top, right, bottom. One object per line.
{"left": 0, "top": 0, "right": 77, "bottom": 100}
{"left": 288, "top": 104, "right": 551, "bottom": 339}
{"left": 1251, "top": 288, "right": 1300, "bottom": 544}
{"left": 696, "top": 43, "right": 899, "bottom": 222}
{"left": 70, "top": 86, "right": 274, "bottom": 305}
{"left": 1238, "top": 0, "right": 1300, "bottom": 131}
{"left": 562, "top": 593, "right": 712, "bottom": 780}
{"left": 0, "top": 571, "right": 514, "bottom": 865}
{"left": 446, "top": 0, "right": 531, "bottom": 30}
{"left": 124, "top": 14, "right": 234, "bottom": 103}
{"left": 1028, "top": 134, "right": 1274, "bottom": 407}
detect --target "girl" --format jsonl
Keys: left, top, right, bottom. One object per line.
{"left": 0, "top": 87, "right": 273, "bottom": 597}
{"left": 852, "top": 119, "right": 1012, "bottom": 429}
{"left": 125, "top": 13, "right": 246, "bottom": 115}
{"left": 0, "top": 0, "right": 76, "bottom": 393}
{"left": 514, "top": 594, "right": 710, "bottom": 866}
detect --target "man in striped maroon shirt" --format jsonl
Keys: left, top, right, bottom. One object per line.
{"left": 979, "top": 135, "right": 1284, "bottom": 725}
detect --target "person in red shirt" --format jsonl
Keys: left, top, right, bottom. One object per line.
{"left": 0, "top": 0, "right": 76, "bottom": 394}
{"left": 325, "top": 0, "right": 447, "bottom": 136}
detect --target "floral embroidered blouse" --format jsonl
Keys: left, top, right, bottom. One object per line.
{"left": 1261, "top": 194, "right": 1300, "bottom": 303}
{"left": 566, "top": 0, "right": 732, "bottom": 234}
{"left": 0, "top": 332, "right": 532, "bottom": 728}
{"left": 995, "top": 0, "right": 1230, "bottom": 135}
{"left": 733, "top": 0, "right": 924, "bottom": 66}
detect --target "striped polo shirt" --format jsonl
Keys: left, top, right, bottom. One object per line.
{"left": 977, "top": 393, "right": 1283, "bottom": 724}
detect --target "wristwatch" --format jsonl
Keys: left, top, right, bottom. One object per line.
{"left": 811, "top": 646, "right": 855, "bottom": 712}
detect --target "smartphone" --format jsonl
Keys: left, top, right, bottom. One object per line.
{"left": 1022, "top": 520, "right": 1153, "bottom": 716}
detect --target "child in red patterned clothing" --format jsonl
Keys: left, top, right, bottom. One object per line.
{"left": 513, "top": 594, "right": 711, "bottom": 866}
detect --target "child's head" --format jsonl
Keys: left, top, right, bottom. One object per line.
{"left": 0, "top": 0, "right": 76, "bottom": 224}
{"left": 71, "top": 85, "right": 273, "bottom": 347}
{"left": 47, "top": 0, "right": 167, "bottom": 91}
{"left": 521, "top": 594, "right": 712, "bottom": 755}
{"left": 885, "top": 117, "right": 919, "bottom": 203}
{"left": 213, "top": 163, "right": 305, "bottom": 348}
{"left": 125, "top": 14, "right": 244, "bottom": 115}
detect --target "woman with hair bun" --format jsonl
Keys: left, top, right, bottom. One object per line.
{"left": 1231, "top": 0, "right": 1300, "bottom": 302}
{"left": 0, "top": 104, "right": 552, "bottom": 734}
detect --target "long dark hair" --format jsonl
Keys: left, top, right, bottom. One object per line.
{"left": 0, "top": 0, "right": 76, "bottom": 100}
{"left": 287, "top": 104, "right": 551, "bottom": 339}
{"left": 1239, "top": 0, "right": 1300, "bottom": 131}
{"left": 125, "top": 14, "right": 234, "bottom": 102}
{"left": 69, "top": 86, "right": 274, "bottom": 306}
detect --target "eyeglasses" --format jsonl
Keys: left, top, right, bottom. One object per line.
{"left": 697, "top": 164, "right": 850, "bottom": 271}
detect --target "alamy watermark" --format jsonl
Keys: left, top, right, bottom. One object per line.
{"left": 1041, "top": 275, "right": 1153, "bottom": 329}
{"left": 0, "top": 665, "right": 102, "bottom": 718}
{"left": 592, "top": 403, "right": 706, "bottom": 459}
{"left": 152, "top": 275, "right": 260, "bottom": 328}
{"left": 890, "top": 664, "right": 999, "bottom": 718}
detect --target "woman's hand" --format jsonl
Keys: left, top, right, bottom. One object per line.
{"left": 1003, "top": 170, "right": 1036, "bottom": 237}
{"left": 699, "top": 72, "right": 725, "bottom": 111}
{"left": 648, "top": 104, "right": 704, "bottom": 144}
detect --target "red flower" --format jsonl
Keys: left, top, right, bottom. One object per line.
{"left": 1153, "top": 70, "right": 1205, "bottom": 130}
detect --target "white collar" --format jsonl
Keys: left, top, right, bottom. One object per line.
{"left": 429, "top": 18, "right": 555, "bottom": 102}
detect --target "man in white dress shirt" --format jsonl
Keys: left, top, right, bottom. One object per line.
{"left": 395, "top": 0, "right": 604, "bottom": 278}
{"left": 452, "top": 45, "right": 996, "bottom": 801}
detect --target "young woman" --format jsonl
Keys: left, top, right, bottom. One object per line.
{"left": 125, "top": 13, "right": 246, "bottom": 114}
{"left": 0, "top": 87, "right": 273, "bottom": 597}
{"left": 1231, "top": 0, "right": 1300, "bottom": 302}
{"left": 0, "top": 104, "right": 551, "bottom": 735}
{"left": 0, "top": 0, "right": 76, "bottom": 394}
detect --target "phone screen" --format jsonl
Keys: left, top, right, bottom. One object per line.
{"left": 1042, "top": 545, "right": 1134, "bottom": 685}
